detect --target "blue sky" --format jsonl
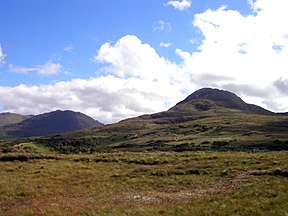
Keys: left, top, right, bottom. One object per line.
{"left": 0, "top": 0, "right": 288, "bottom": 123}
{"left": 0, "top": 0, "right": 251, "bottom": 86}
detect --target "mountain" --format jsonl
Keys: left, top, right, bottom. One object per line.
{"left": 34, "top": 88, "right": 288, "bottom": 153}
{"left": 175, "top": 88, "right": 273, "bottom": 115}
{"left": 0, "top": 110, "right": 103, "bottom": 139}
{"left": 0, "top": 113, "right": 32, "bottom": 127}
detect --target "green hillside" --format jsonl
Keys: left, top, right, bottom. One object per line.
{"left": 32, "top": 89, "right": 288, "bottom": 153}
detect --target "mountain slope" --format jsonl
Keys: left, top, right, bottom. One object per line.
{"left": 0, "top": 113, "right": 31, "bottom": 127}
{"left": 0, "top": 110, "right": 103, "bottom": 139}
{"left": 34, "top": 88, "right": 288, "bottom": 153}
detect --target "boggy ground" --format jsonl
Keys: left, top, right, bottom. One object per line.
{"left": 0, "top": 151, "right": 287, "bottom": 215}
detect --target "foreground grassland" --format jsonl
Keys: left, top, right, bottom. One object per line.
{"left": 0, "top": 151, "right": 287, "bottom": 216}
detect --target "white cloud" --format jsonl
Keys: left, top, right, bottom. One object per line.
{"left": 160, "top": 42, "right": 172, "bottom": 47}
{"left": 189, "top": 38, "right": 201, "bottom": 45}
{"left": 8, "top": 60, "right": 62, "bottom": 76}
{"left": 0, "top": 45, "right": 6, "bottom": 66}
{"left": 8, "top": 64, "right": 35, "bottom": 74}
{"left": 94, "top": 35, "right": 181, "bottom": 81}
{"left": 166, "top": 0, "right": 191, "bottom": 11}
{"left": 153, "top": 20, "right": 172, "bottom": 32}
{"left": 64, "top": 46, "right": 75, "bottom": 53}
{"left": 37, "top": 61, "right": 62, "bottom": 75}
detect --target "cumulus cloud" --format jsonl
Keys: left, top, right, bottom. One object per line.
{"left": 166, "top": 0, "right": 191, "bottom": 11}
{"left": 8, "top": 61, "right": 62, "bottom": 76}
{"left": 94, "top": 35, "right": 182, "bottom": 82}
{"left": 0, "top": 45, "right": 6, "bottom": 66}
{"left": 185, "top": 1, "right": 288, "bottom": 86}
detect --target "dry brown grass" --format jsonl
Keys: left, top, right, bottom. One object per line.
{"left": 0, "top": 151, "right": 287, "bottom": 215}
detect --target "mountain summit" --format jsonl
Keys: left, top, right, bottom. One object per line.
{"left": 177, "top": 88, "right": 245, "bottom": 107}
{"left": 175, "top": 88, "right": 273, "bottom": 115}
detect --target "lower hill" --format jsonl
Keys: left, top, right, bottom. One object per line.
{"left": 29, "top": 88, "right": 288, "bottom": 153}
{"left": 0, "top": 113, "right": 31, "bottom": 127}
{"left": 0, "top": 110, "right": 103, "bottom": 139}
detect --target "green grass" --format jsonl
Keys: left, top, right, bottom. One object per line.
{"left": 0, "top": 141, "right": 53, "bottom": 154}
{"left": 14, "top": 142, "right": 51, "bottom": 154}
{"left": 0, "top": 151, "right": 287, "bottom": 215}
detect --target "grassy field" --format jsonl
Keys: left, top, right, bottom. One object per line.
{"left": 0, "top": 151, "right": 287, "bottom": 215}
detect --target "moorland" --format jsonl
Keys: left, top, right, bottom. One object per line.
{"left": 0, "top": 88, "right": 287, "bottom": 215}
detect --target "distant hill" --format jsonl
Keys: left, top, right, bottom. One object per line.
{"left": 0, "top": 110, "right": 103, "bottom": 139}
{"left": 0, "top": 113, "right": 31, "bottom": 127}
{"left": 34, "top": 88, "right": 288, "bottom": 153}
